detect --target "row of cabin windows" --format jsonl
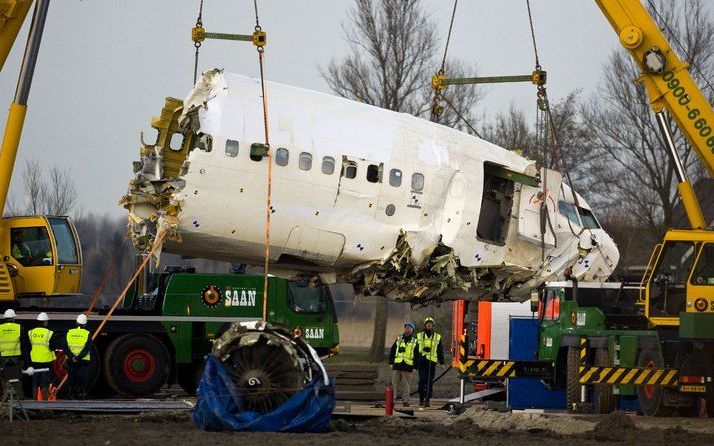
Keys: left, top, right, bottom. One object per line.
{"left": 221, "top": 140, "right": 425, "bottom": 191}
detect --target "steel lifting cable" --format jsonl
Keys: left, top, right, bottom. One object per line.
{"left": 193, "top": 0, "right": 205, "bottom": 84}
{"left": 52, "top": 231, "right": 169, "bottom": 396}
{"left": 253, "top": 0, "right": 273, "bottom": 322}
{"left": 430, "top": 0, "right": 458, "bottom": 123}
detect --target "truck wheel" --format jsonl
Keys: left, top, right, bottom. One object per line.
{"left": 593, "top": 348, "right": 617, "bottom": 414}
{"left": 566, "top": 346, "right": 581, "bottom": 413}
{"left": 104, "top": 333, "right": 170, "bottom": 397}
{"left": 636, "top": 348, "right": 673, "bottom": 417}
{"left": 177, "top": 361, "right": 204, "bottom": 396}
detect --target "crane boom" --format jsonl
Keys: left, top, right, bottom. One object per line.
{"left": 595, "top": 0, "right": 714, "bottom": 228}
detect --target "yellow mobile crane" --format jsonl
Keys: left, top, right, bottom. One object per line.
{"left": 445, "top": 1, "right": 714, "bottom": 415}
{"left": 0, "top": 0, "right": 82, "bottom": 302}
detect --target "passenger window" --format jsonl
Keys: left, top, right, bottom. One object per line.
{"left": 577, "top": 207, "right": 601, "bottom": 229}
{"left": 168, "top": 133, "right": 184, "bottom": 151}
{"left": 411, "top": 173, "right": 424, "bottom": 191}
{"left": 299, "top": 152, "right": 312, "bottom": 170}
{"left": 225, "top": 139, "right": 239, "bottom": 157}
{"left": 275, "top": 148, "right": 289, "bottom": 166}
{"left": 558, "top": 201, "right": 581, "bottom": 227}
{"left": 321, "top": 156, "right": 335, "bottom": 174}
{"left": 389, "top": 169, "right": 402, "bottom": 187}
{"left": 692, "top": 244, "right": 714, "bottom": 286}
{"left": 366, "top": 164, "right": 381, "bottom": 183}
{"left": 343, "top": 162, "right": 357, "bottom": 179}
{"left": 250, "top": 143, "right": 268, "bottom": 161}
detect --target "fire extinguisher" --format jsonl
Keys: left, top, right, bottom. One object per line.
{"left": 385, "top": 383, "right": 394, "bottom": 416}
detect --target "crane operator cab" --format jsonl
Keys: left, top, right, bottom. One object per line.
{"left": 645, "top": 230, "right": 714, "bottom": 330}
{"left": 0, "top": 216, "right": 82, "bottom": 301}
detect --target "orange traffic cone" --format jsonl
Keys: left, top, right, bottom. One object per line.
{"left": 36, "top": 387, "right": 43, "bottom": 401}
{"left": 48, "top": 384, "right": 57, "bottom": 401}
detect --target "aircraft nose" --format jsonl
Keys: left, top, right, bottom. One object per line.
{"left": 585, "top": 229, "right": 620, "bottom": 280}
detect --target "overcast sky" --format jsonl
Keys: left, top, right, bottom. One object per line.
{"left": 0, "top": 1, "right": 699, "bottom": 216}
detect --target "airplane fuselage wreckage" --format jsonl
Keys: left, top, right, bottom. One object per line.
{"left": 122, "top": 69, "right": 619, "bottom": 305}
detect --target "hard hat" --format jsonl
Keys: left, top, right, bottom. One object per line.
{"left": 424, "top": 317, "right": 435, "bottom": 325}
{"left": 404, "top": 321, "right": 416, "bottom": 332}
{"left": 76, "top": 314, "right": 88, "bottom": 325}
{"left": 37, "top": 312, "right": 49, "bottom": 322}
{"left": 4, "top": 309, "right": 16, "bottom": 319}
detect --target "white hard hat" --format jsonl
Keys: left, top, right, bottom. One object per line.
{"left": 76, "top": 314, "right": 88, "bottom": 325}
{"left": 4, "top": 309, "right": 16, "bottom": 319}
{"left": 37, "top": 312, "right": 49, "bottom": 322}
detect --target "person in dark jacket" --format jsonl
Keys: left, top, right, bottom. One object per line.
{"left": 65, "top": 314, "right": 92, "bottom": 400}
{"left": 388, "top": 321, "right": 419, "bottom": 407}
{"left": 416, "top": 316, "right": 444, "bottom": 408}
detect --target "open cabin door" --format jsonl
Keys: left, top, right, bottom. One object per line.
{"left": 516, "top": 167, "right": 561, "bottom": 248}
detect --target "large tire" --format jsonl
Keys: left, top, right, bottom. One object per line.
{"left": 566, "top": 346, "right": 581, "bottom": 413}
{"left": 176, "top": 361, "right": 204, "bottom": 396}
{"left": 636, "top": 348, "right": 673, "bottom": 417}
{"left": 104, "top": 333, "right": 170, "bottom": 397}
{"left": 593, "top": 348, "right": 617, "bottom": 414}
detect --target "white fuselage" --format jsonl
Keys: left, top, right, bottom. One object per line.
{"left": 125, "top": 70, "right": 619, "bottom": 300}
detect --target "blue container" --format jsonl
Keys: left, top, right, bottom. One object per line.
{"left": 507, "top": 317, "right": 566, "bottom": 410}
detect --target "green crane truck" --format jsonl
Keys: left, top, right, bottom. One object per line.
{"left": 11, "top": 267, "right": 340, "bottom": 397}
{"left": 454, "top": 279, "right": 714, "bottom": 416}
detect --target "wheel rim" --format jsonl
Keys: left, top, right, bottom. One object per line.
{"left": 644, "top": 359, "right": 656, "bottom": 399}
{"left": 122, "top": 349, "right": 156, "bottom": 383}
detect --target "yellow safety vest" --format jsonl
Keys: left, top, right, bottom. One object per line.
{"left": 28, "top": 327, "right": 56, "bottom": 363}
{"left": 66, "top": 328, "right": 90, "bottom": 361}
{"left": 416, "top": 331, "right": 441, "bottom": 363}
{"left": 0, "top": 322, "right": 21, "bottom": 357}
{"left": 394, "top": 336, "right": 417, "bottom": 366}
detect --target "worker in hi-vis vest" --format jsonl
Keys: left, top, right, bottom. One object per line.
{"left": 65, "top": 314, "right": 92, "bottom": 400}
{"left": 0, "top": 308, "right": 26, "bottom": 396}
{"left": 28, "top": 312, "right": 57, "bottom": 400}
{"left": 388, "top": 321, "right": 419, "bottom": 407}
{"left": 416, "top": 317, "right": 444, "bottom": 408}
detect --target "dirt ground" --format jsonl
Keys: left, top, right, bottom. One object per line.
{"left": 2, "top": 409, "right": 714, "bottom": 446}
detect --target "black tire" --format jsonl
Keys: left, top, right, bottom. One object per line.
{"left": 636, "top": 348, "right": 673, "bottom": 417}
{"left": 593, "top": 348, "right": 617, "bottom": 414}
{"left": 103, "top": 333, "right": 170, "bottom": 397}
{"left": 566, "top": 346, "right": 581, "bottom": 413}
{"left": 177, "top": 361, "right": 204, "bottom": 396}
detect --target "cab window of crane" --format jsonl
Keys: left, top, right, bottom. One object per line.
{"left": 10, "top": 226, "right": 53, "bottom": 267}
{"left": 577, "top": 207, "right": 600, "bottom": 229}
{"left": 692, "top": 244, "right": 714, "bottom": 286}
{"left": 287, "top": 281, "right": 325, "bottom": 314}
{"left": 649, "top": 241, "right": 697, "bottom": 316}
{"left": 558, "top": 201, "right": 580, "bottom": 227}
{"left": 49, "top": 218, "right": 79, "bottom": 264}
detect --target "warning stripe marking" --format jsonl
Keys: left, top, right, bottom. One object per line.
{"left": 579, "top": 366, "right": 677, "bottom": 386}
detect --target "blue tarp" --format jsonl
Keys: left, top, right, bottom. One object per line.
{"left": 193, "top": 354, "right": 335, "bottom": 432}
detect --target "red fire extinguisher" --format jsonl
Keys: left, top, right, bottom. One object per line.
{"left": 385, "top": 383, "right": 394, "bottom": 416}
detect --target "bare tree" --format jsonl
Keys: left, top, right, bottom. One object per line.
{"left": 580, "top": 0, "right": 714, "bottom": 237}
{"left": 323, "top": 0, "right": 484, "bottom": 361}
{"left": 10, "top": 158, "right": 77, "bottom": 216}
{"left": 22, "top": 158, "right": 46, "bottom": 215}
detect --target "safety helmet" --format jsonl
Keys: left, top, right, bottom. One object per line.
{"left": 404, "top": 321, "right": 416, "bottom": 332}
{"left": 76, "top": 314, "right": 88, "bottom": 325}
{"left": 37, "top": 312, "right": 49, "bottom": 322}
{"left": 424, "top": 317, "right": 435, "bottom": 325}
{"left": 4, "top": 309, "right": 16, "bottom": 319}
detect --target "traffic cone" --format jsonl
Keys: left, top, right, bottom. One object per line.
{"left": 48, "top": 384, "right": 57, "bottom": 401}
{"left": 36, "top": 387, "right": 43, "bottom": 401}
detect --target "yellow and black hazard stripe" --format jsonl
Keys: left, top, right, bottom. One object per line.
{"left": 457, "top": 334, "right": 470, "bottom": 372}
{"left": 579, "top": 366, "right": 678, "bottom": 386}
{"left": 460, "top": 360, "right": 516, "bottom": 378}
{"left": 580, "top": 338, "right": 587, "bottom": 364}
